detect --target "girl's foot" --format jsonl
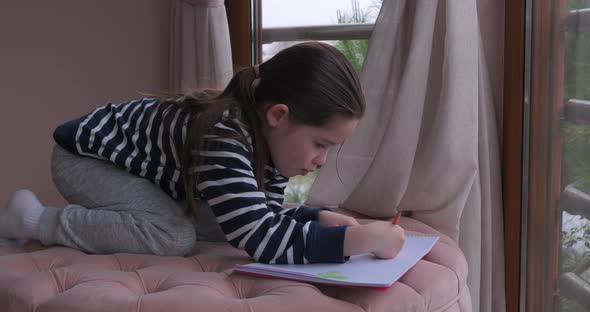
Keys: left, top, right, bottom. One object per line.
{"left": 0, "top": 190, "right": 46, "bottom": 240}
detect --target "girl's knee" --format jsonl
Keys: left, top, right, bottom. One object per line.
{"left": 165, "top": 232, "right": 196, "bottom": 256}
{"left": 151, "top": 219, "right": 196, "bottom": 256}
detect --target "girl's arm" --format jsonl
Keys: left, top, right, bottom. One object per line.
{"left": 196, "top": 120, "right": 347, "bottom": 264}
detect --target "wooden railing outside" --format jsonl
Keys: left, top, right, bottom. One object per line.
{"left": 261, "top": 23, "right": 373, "bottom": 43}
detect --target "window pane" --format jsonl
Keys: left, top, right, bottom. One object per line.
{"left": 558, "top": 1, "right": 590, "bottom": 311}
{"left": 261, "top": 0, "right": 379, "bottom": 61}
{"left": 261, "top": 0, "right": 379, "bottom": 203}
{"left": 262, "top": 0, "right": 379, "bottom": 28}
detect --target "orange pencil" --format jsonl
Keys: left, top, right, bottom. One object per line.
{"left": 392, "top": 211, "right": 401, "bottom": 225}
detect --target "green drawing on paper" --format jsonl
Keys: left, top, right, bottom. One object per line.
{"left": 316, "top": 271, "right": 348, "bottom": 280}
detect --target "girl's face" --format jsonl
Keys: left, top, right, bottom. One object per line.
{"left": 263, "top": 104, "right": 359, "bottom": 177}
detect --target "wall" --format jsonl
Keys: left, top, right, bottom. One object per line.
{"left": 0, "top": 1, "right": 170, "bottom": 207}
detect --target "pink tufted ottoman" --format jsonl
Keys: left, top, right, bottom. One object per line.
{"left": 0, "top": 218, "right": 471, "bottom": 312}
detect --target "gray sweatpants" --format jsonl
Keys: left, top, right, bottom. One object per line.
{"left": 39, "top": 145, "right": 225, "bottom": 256}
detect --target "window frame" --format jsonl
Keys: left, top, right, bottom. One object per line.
{"left": 515, "top": 0, "right": 574, "bottom": 311}
{"left": 503, "top": 1, "right": 526, "bottom": 311}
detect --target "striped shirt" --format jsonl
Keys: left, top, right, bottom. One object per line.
{"left": 53, "top": 97, "right": 346, "bottom": 264}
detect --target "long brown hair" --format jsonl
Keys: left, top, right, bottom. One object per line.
{"left": 158, "top": 42, "right": 365, "bottom": 216}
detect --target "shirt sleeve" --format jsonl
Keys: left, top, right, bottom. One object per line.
{"left": 195, "top": 120, "right": 347, "bottom": 264}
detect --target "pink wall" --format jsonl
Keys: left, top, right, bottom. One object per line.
{"left": 0, "top": 1, "right": 171, "bottom": 207}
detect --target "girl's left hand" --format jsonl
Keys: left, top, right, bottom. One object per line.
{"left": 318, "top": 210, "right": 360, "bottom": 227}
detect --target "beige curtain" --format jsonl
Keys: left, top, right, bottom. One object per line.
{"left": 306, "top": 1, "right": 505, "bottom": 311}
{"left": 169, "top": 0, "right": 233, "bottom": 94}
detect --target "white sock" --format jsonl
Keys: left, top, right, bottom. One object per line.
{"left": 0, "top": 189, "right": 46, "bottom": 240}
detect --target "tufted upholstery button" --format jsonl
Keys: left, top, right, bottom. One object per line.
{"left": 0, "top": 218, "right": 470, "bottom": 312}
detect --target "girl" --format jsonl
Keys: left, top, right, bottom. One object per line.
{"left": 0, "top": 42, "right": 405, "bottom": 263}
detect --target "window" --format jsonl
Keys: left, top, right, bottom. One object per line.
{"left": 259, "top": 0, "right": 381, "bottom": 203}
{"left": 523, "top": 0, "right": 590, "bottom": 311}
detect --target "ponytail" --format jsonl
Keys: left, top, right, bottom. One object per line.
{"left": 160, "top": 65, "right": 269, "bottom": 216}
{"left": 221, "top": 65, "right": 269, "bottom": 192}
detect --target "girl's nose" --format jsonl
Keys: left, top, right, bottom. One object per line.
{"left": 313, "top": 150, "right": 328, "bottom": 166}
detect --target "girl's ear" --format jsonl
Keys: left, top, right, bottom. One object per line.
{"left": 265, "top": 104, "right": 289, "bottom": 127}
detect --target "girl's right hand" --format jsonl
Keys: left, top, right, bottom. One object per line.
{"left": 343, "top": 221, "right": 406, "bottom": 259}
{"left": 364, "top": 221, "right": 406, "bottom": 259}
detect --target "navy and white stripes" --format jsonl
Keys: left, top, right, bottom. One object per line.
{"left": 53, "top": 98, "right": 347, "bottom": 264}
{"left": 55, "top": 98, "right": 187, "bottom": 199}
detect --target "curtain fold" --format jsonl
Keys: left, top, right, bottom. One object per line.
{"left": 169, "top": 0, "right": 232, "bottom": 94}
{"left": 306, "top": 1, "right": 505, "bottom": 311}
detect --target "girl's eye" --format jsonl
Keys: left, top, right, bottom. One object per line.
{"left": 315, "top": 142, "right": 327, "bottom": 149}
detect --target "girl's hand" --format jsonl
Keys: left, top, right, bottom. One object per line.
{"left": 318, "top": 210, "right": 360, "bottom": 227}
{"left": 344, "top": 221, "right": 406, "bottom": 259}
